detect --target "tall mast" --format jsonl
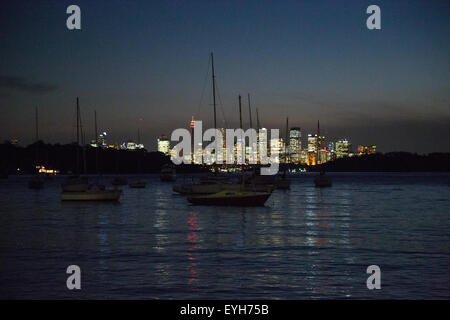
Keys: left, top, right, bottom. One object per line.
{"left": 285, "top": 117, "right": 289, "bottom": 164}
{"left": 256, "top": 108, "right": 260, "bottom": 130}
{"left": 239, "top": 95, "right": 244, "bottom": 166}
{"left": 137, "top": 128, "right": 141, "bottom": 173}
{"left": 317, "top": 120, "right": 320, "bottom": 165}
{"left": 76, "top": 97, "right": 80, "bottom": 145}
{"left": 76, "top": 98, "right": 80, "bottom": 174}
{"left": 239, "top": 95, "right": 243, "bottom": 129}
{"left": 35, "top": 106, "right": 39, "bottom": 169}
{"left": 94, "top": 110, "right": 98, "bottom": 144}
{"left": 248, "top": 94, "right": 253, "bottom": 129}
{"left": 94, "top": 110, "right": 99, "bottom": 174}
{"left": 211, "top": 52, "right": 217, "bottom": 129}
{"left": 78, "top": 100, "right": 86, "bottom": 174}
{"left": 35, "top": 106, "right": 39, "bottom": 141}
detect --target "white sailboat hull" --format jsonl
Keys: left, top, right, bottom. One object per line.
{"left": 61, "top": 189, "right": 122, "bottom": 201}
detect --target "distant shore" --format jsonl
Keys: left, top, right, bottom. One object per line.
{"left": 1, "top": 142, "right": 449, "bottom": 174}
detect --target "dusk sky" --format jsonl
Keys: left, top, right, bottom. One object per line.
{"left": 0, "top": 0, "right": 449, "bottom": 153}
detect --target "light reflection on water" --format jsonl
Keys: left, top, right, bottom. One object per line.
{"left": 0, "top": 173, "right": 449, "bottom": 299}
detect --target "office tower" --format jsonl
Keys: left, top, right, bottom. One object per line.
{"left": 157, "top": 135, "right": 170, "bottom": 155}
{"left": 335, "top": 139, "right": 351, "bottom": 158}
{"left": 289, "top": 127, "right": 301, "bottom": 164}
{"left": 270, "top": 137, "right": 284, "bottom": 164}
{"left": 307, "top": 134, "right": 318, "bottom": 152}
{"left": 258, "top": 128, "right": 268, "bottom": 164}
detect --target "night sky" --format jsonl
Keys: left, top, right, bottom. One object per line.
{"left": 0, "top": 0, "right": 449, "bottom": 153}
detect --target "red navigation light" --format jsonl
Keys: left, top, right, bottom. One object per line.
{"left": 190, "top": 116, "right": 195, "bottom": 128}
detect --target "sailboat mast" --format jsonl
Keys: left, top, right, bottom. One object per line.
{"left": 248, "top": 94, "right": 253, "bottom": 129}
{"left": 285, "top": 117, "right": 289, "bottom": 165}
{"left": 76, "top": 97, "right": 80, "bottom": 145}
{"left": 35, "top": 106, "right": 39, "bottom": 141}
{"left": 75, "top": 98, "right": 80, "bottom": 174}
{"left": 35, "top": 106, "right": 39, "bottom": 169}
{"left": 94, "top": 110, "right": 99, "bottom": 174}
{"left": 239, "top": 95, "right": 243, "bottom": 129}
{"left": 317, "top": 120, "right": 320, "bottom": 165}
{"left": 256, "top": 108, "right": 260, "bottom": 130}
{"left": 77, "top": 98, "right": 86, "bottom": 174}
{"left": 94, "top": 110, "right": 98, "bottom": 144}
{"left": 239, "top": 94, "right": 244, "bottom": 166}
{"left": 211, "top": 52, "right": 217, "bottom": 129}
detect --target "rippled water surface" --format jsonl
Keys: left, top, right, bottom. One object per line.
{"left": 0, "top": 173, "right": 449, "bottom": 299}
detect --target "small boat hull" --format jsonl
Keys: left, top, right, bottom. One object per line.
{"left": 160, "top": 164, "right": 176, "bottom": 182}
{"left": 160, "top": 174, "right": 176, "bottom": 182}
{"left": 174, "top": 182, "right": 273, "bottom": 195}
{"left": 129, "top": 181, "right": 146, "bottom": 188}
{"left": 188, "top": 191, "right": 271, "bottom": 206}
{"left": 61, "top": 190, "right": 122, "bottom": 201}
{"left": 28, "top": 177, "right": 44, "bottom": 189}
{"left": 112, "top": 177, "right": 128, "bottom": 186}
{"left": 314, "top": 175, "right": 332, "bottom": 188}
{"left": 276, "top": 177, "right": 291, "bottom": 189}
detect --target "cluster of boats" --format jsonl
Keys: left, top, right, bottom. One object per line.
{"left": 172, "top": 172, "right": 290, "bottom": 206}
{"left": 27, "top": 173, "right": 151, "bottom": 201}
{"left": 61, "top": 175, "right": 122, "bottom": 201}
{"left": 24, "top": 51, "right": 333, "bottom": 205}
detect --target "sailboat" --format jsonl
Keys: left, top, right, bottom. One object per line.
{"left": 188, "top": 94, "right": 272, "bottom": 206}
{"left": 112, "top": 149, "right": 127, "bottom": 186}
{"left": 28, "top": 106, "right": 44, "bottom": 189}
{"left": 173, "top": 52, "right": 221, "bottom": 192}
{"left": 61, "top": 98, "right": 122, "bottom": 201}
{"left": 188, "top": 189, "right": 272, "bottom": 206}
{"left": 130, "top": 128, "right": 147, "bottom": 188}
{"left": 314, "top": 120, "right": 332, "bottom": 188}
{"left": 160, "top": 163, "right": 176, "bottom": 182}
{"left": 276, "top": 116, "right": 291, "bottom": 189}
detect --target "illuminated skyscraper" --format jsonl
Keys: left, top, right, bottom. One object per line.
{"left": 307, "top": 134, "right": 318, "bottom": 165}
{"left": 307, "top": 134, "right": 318, "bottom": 152}
{"left": 335, "top": 139, "right": 351, "bottom": 158}
{"left": 157, "top": 135, "right": 170, "bottom": 155}
{"left": 270, "top": 137, "right": 284, "bottom": 163}
{"left": 289, "top": 127, "right": 301, "bottom": 163}
{"left": 257, "top": 128, "right": 268, "bottom": 164}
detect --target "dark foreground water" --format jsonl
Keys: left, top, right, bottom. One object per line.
{"left": 0, "top": 173, "right": 449, "bottom": 299}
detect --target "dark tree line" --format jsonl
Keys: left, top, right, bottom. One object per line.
{"left": 1, "top": 142, "right": 449, "bottom": 175}
{"left": 316, "top": 152, "right": 450, "bottom": 172}
{"left": 0, "top": 141, "right": 171, "bottom": 174}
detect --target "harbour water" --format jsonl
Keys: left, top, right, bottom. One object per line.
{"left": 0, "top": 173, "right": 449, "bottom": 299}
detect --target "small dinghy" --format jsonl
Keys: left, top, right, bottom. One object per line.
{"left": 112, "top": 176, "right": 128, "bottom": 186}
{"left": 28, "top": 175, "right": 44, "bottom": 189}
{"left": 129, "top": 181, "right": 146, "bottom": 188}
{"left": 314, "top": 171, "right": 332, "bottom": 188}
{"left": 160, "top": 164, "right": 176, "bottom": 182}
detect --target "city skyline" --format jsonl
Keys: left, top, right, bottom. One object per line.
{"left": 1, "top": 1, "right": 449, "bottom": 153}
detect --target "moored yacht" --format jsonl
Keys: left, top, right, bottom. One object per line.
{"left": 160, "top": 164, "right": 176, "bottom": 182}
{"left": 62, "top": 184, "right": 122, "bottom": 201}
{"left": 314, "top": 171, "right": 332, "bottom": 188}
{"left": 188, "top": 189, "right": 272, "bottom": 206}
{"left": 61, "top": 98, "right": 122, "bottom": 201}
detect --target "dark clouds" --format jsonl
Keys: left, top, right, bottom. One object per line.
{"left": 0, "top": 76, "right": 57, "bottom": 94}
